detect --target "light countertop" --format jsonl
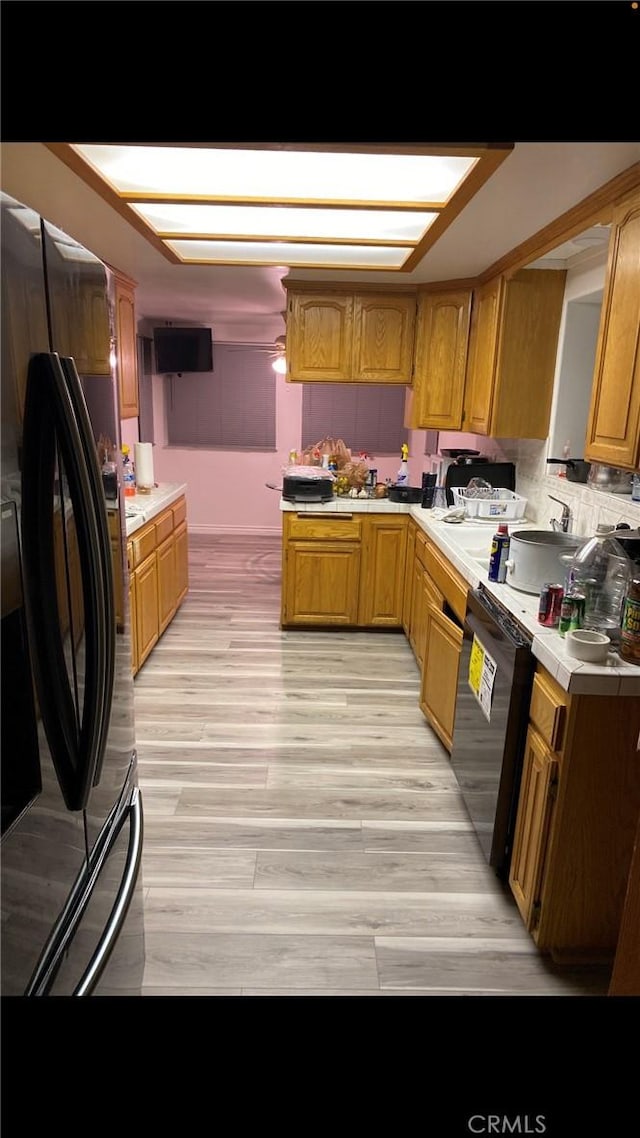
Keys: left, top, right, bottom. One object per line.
{"left": 280, "top": 495, "right": 640, "bottom": 695}
{"left": 109, "top": 483, "right": 187, "bottom": 537}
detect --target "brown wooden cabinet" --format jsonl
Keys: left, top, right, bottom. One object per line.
{"left": 419, "top": 602, "right": 464, "bottom": 752}
{"left": 509, "top": 665, "right": 640, "bottom": 963}
{"left": 584, "top": 190, "right": 640, "bottom": 471}
{"left": 46, "top": 245, "right": 111, "bottom": 377}
{"left": 111, "top": 270, "right": 139, "bottom": 419}
{"left": 133, "top": 553, "right": 159, "bottom": 669}
{"left": 402, "top": 519, "right": 417, "bottom": 636}
{"left": 358, "top": 516, "right": 408, "bottom": 626}
{"left": 405, "top": 289, "right": 472, "bottom": 430}
{"left": 465, "top": 269, "right": 566, "bottom": 438}
{"left": 281, "top": 512, "right": 408, "bottom": 628}
{"left": 284, "top": 285, "right": 416, "bottom": 383}
{"left": 125, "top": 495, "right": 189, "bottom": 675}
{"left": 404, "top": 523, "right": 467, "bottom": 750}
{"left": 281, "top": 513, "right": 362, "bottom": 627}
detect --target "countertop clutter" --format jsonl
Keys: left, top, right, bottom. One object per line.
{"left": 109, "top": 482, "right": 187, "bottom": 537}
{"left": 280, "top": 496, "right": 640, "bottom": 694}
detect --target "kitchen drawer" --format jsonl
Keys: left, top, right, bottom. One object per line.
{"left": 287, "top": 515, "right": 362, "bottom": 542}
{"left": 415, "top": 527, "right": 429, "bottom": 570}
{"left": 172, "top": 496, "right": 187, "bottom": 528}
{"left": 131, "top": 523, "right": 157, "bottom": 568}
{"left": 424, "top": 542, "right": 468, "bottom": 624}
{"left": 529, "top": 668, "right": 569, "bottom": 754}
{"left": 155, "top": 507, "right": 174, "bottom": 546}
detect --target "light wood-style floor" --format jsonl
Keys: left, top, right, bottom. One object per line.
{"left": 134, "top": 533, "right": 609, "bottom": 996}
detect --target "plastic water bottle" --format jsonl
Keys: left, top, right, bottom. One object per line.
{"left": 567, "top": 525, "right": 633, "bottom": 641}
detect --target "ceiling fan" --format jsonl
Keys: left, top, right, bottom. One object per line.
{"left": 254, "top": 334, "right": 287, "bottom": 373}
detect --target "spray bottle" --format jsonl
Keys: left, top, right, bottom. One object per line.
{"left": 397, "top": 443, "right": 409, "bottom": 486}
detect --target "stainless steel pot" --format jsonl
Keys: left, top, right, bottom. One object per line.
{"left": 505, "top": 530, "right": 582, "bottom": 594}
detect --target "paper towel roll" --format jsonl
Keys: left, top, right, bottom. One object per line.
{"left": 134, "top": 443, "right": 154, "bottom": 491}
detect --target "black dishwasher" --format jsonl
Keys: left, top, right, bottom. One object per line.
{"left": 449, "top": 585, "right": 535, "bottom": 877}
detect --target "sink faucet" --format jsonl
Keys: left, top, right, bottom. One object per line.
{"left": 549, "top": 494, "right": 571, "bottom": 533}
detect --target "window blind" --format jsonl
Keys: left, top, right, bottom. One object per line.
{"left": 165, "top": 343, "right": 276, "bottom": 449}
{"left": 301, "top": 383, "right": 406, "bottom": 454}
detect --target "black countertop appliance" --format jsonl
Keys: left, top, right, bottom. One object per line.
{"left": 444, "top": 461, "right": 516, "bottom": 505}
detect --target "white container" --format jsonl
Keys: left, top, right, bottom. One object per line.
{"left": 504, "top": 530, "right": 582, "bottom": 594}
{"left": 565, "top": 629, "right": 611, "bottom": 663}
{"left": 452, "top": 487, "right": 528, "bottom": 520}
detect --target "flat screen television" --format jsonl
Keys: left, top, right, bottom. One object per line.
{"left": 153, "top": 326, "right": 213, "bottom": 373}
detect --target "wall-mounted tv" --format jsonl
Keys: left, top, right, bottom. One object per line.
{"left": 153, "top": 326, "right": 213, "bottom": 373}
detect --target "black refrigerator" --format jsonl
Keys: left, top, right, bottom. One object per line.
{"left": 1, "top": 192, "right": 145, "bottom": 995}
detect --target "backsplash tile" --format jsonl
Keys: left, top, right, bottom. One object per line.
{"left": 497, "top": 438, "right": 639, "bottom": 536}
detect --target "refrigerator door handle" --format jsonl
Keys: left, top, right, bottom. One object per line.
{"left": 59, "top": 356, "right": 116, "bottom": 789}
{"left": 25, "top": 787, "right": 144, "bottom": 997}
{"left": 21, "top": 353, "right": 113, "bottom": 811}
{"left": 74, "top": 787, "right": 144, "bottom": 996}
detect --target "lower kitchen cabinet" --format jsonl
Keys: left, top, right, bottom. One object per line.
{"left": 509, "top": 665, "right": 640, "bottom": 962}
{"left": 125, "top": 494, "right": 189, "bottom": 675}
{"left": 405, "top": 519, "right": 467, "bottom": 749}
{"left": 281, "top": 512, "right": 408, "bottom": 628}
{"left": 133, "top": 553, "right": 159, "bottom": 669}
{"left": 419, "top": 601, "right": 464, "bottom": 752}
{"left": 358, "top": 516, "right": 408, "bottom": 626}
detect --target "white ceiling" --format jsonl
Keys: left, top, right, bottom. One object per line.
{"left": 2, "top": 141, "right": 639, "bottom": 342}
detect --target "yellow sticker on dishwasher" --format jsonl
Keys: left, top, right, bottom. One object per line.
{"left": 468, "top": 634, "right": 497, "bottom": 722}
{"left": 468, "top": 635, "right": 485, "bottom": 696}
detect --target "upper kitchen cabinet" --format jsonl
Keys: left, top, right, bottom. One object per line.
{"left": 111, "top": 269, "right": 139, "bottom": 419}
{"left": 43, "top": 221, "right": 111, "bottom": 377}
{"left": 284, "top": 284, "right": 416, "bottom": 383}
{"left": 405, "top": 288, "right": 472, "bottom": 429}
{"left": 464, "top": 269, "right": 567, "bottom": 438}
{"left": 584, "top": 191, "right": 640, "bottom": 470}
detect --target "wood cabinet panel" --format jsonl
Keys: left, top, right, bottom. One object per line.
{"left": 287, "top": 292, "right": 353, "bottom": 381}
{"left": 528, "top": 669, "right": 568, "bottom": 754}
{"left": 155, "top": 507, "right": 174, "bottom": 546}
{"left": 465, "top": 278, "right": 502, "bottom": 434}
{"left": 358, "top": 516, "right": 408, "bottom": 626}
{"left": 352, "top": 293, "right": 415, "bottom": 383}
{"left": 402, "top": 521, "right": 416, "bottom": 636}
{"left": 287, "top": 515, "right": 362, "bottom": 542}
{"left": 465, "top": 270, "right": 566, "bottom": 439}
{"left": 127, "top": 495, "right": 188, "bottom": 674}
{"left": 113, "top": 274, "right": 139, "bottom": 419}
{"left": 174, "top": 520, "right": 189, "bottom": 606}
{"left": 285, "top": 285, "right": 416, "bottom": 384}
{"left": 419, "top": 602, "right": 463, "bottom": 751}
{"left": 509, "top": 668, "right": 640, "bottom": 961}
{"left": 408, "top": 289, "right": 472, "bottom": 429}
{"left": 585, "top": 193, "right": 640, "bottom": 469}
{"left": 424, "top": 542, "right": 468, "bottom": 625}
{"left": 509, "top": 726, "right": 558, "bottom": 930}
{"left": 283, "top": 541, "right": 361, "bottom": 626}
{"left": 134, "top": 554, "right": 159, "bottom": 668}
{"left": 157, "top": 534, "right": 176, "bottom": 635}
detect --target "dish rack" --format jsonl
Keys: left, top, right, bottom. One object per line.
{"left": 452, "top": 486, "right": 528, "bottom": 519}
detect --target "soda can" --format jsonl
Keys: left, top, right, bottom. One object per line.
{"left": 539, "top": 583, "right": 563, "bottom": 627}
{"left": 558, "top": 595, "right": 574, "bottom": 638}
{"left": 569, "top": 592, "right": 586, "bottom": 630}
{"left": 538, "top": 584, "right": 552, "bottom": 624}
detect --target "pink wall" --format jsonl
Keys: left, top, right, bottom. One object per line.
{"left": 122, "top": 324, "right": 501, "bottom": 533}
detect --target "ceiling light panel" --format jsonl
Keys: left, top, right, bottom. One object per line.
{"left": 129, "top": 202, "right": 437, "bottom": 243}
{"left": 72, "top": 144, "right": 478, "bottom": 205}
{"left": 165, "top": 239, "right": 410, "bottom": 269}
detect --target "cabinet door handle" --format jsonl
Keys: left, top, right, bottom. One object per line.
{"left": 300, "top": 512, "right": 353, "bottom": 519}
